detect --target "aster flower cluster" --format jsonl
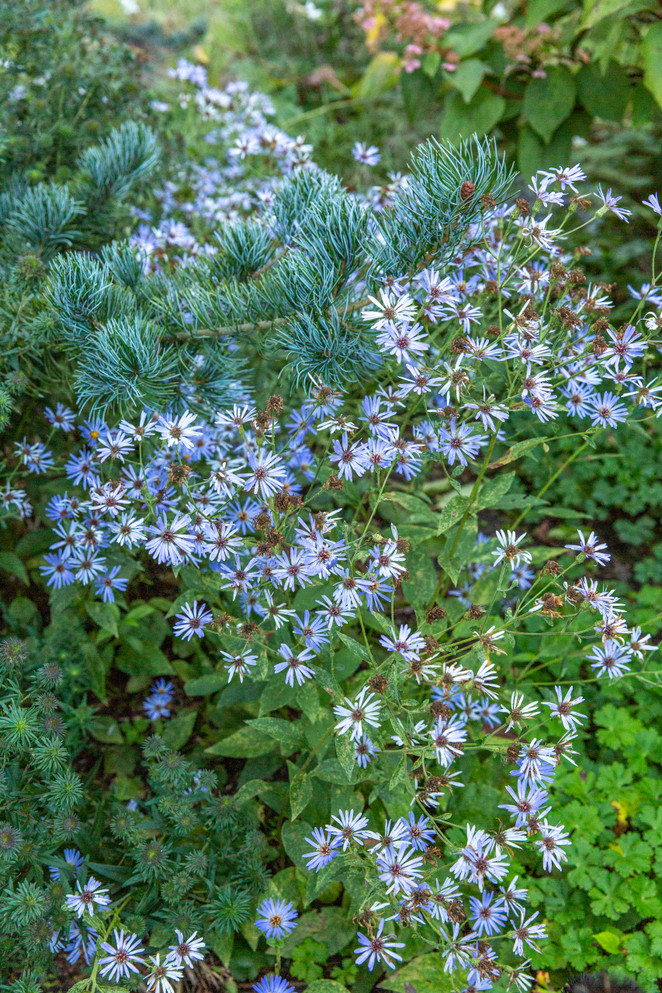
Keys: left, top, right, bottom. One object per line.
{"left": 2, "top": 65, "right": 660, "bottom": 992}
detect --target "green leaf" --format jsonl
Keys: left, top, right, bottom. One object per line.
{"left": 205, "top": 726, "right": 273, "bottom": 758}
{"left": 401, "top": 545, "right": 437, "bottom": 607}
{"left": 306, "top": 982, "right": 350, "bottom": 993}
{"left": 282, "top": 819, "right": 315, "bottom": 871}
{"left": 443, "top": 20, "right": 499, "bottom": 57}
{"left": 436, "top": 495, "right": 471, "bottom": 535}
{"left": 355, "top": 52, "right": 400, "bottom": 98}
{"left": 379, "top": 951, "right": 457, "bottom": 993}
{"left": 88, "top": 715, "right": 124, "bottom": 745}
{"left": 449, "top": 59, "right": 487, "bottom": 103}
{"left": 582, "top": 0, "right": 654, "bottom": 29}
{"left": 593, "top": 929, "right": 624, "bottom": 954}
{"left": 525, "top": 0, "right": 574, "bottom": 26}
{"left": 86, "top": 601, "right": 119, "bottom": 638}
{"left": 488, "top": 437, "right": 547, "bottom": 468}
{"left": 577, "top": 62, "right": 631, "bottom": 122}
{"left": 335, "top": 733, "right": 356, "bottom": 782}
{"left": 184, "top": 671, "right": 227, "bottom": 696}
{"left": 476, "top": 471, "right": 515, "bottom": 510}
{"left": 422, "top": 52, "right": 441, "bottom": 77}
{"left": 161, "top": 709, "right": 197, "bottom": 749}
{"left": 248, "top": 717, "right": 304, "bottom": 753}
{"left": 288, "top": 763, "right": 313, "bottom": 820}
{"left": 337, "top": 633, "right": 366, "bottom": 662}
{"left": 643, "top": 21, "right": 662, "bottom": 108}
{"left": 523, "top": 66, "right": 576, "bottom": 143}
{"left": 384, "top": 491, "right": 436, "bottom": 524}
{"left": 0, "top": 551, "right": 29, "bottom": 585}
{"left": 441, "top": 89, "right": 505, "bottom": 141}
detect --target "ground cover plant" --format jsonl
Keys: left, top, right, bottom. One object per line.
{"left": 2, "top": 11, "right": 662, "bottom": 993}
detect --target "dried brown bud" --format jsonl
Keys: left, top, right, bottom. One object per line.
{"left": 451, "top": 335, "right": 469, "bottom": 355}
{"left": 541, "top": 559, "right": 561, "bottom": 576}
{"left": 550, "top": 262, "right": 567, "bottom": 280}
{"left": 466, "top": 604, "right": 485, "bottom": 620}
{"left": 426, "top": 605, "right": 447, "bottom": 623}
{"left": 506, "top": 741, "right": 522, "bottom": 764}
{"left": 396, "top": 536, "right": 410, "bottom": 553}
{"left": 167, "top": 463, "right": 192, "bottom": 486}
{"left": 515, "top": 197, "right": 530, "bottom": 217}
{"left": 487, "top": 323, "right": 500, "bottom": 337}
{"left": 422, "top": 845, "right": 441, "bottom": 865}
{"left": 240, "top": 621, "right": 259, "bottom": 640}
{"left": 253, "top": 511, "right": 271, "bottom": 531}
{"left": 481, "top": 192, "right": 496, "bottom": 209}
{"left": 255, "top": 410, "right": 271, "bottom": 431}
{"left": 430, "top": 700, "right": 452, "bottom": 720}
{"left": 368, "top": 674, "right": 389, "bottom": 694}
{"left": 210, "top": 613, "right": 231, "bottom": 632}
{"left": 424, "top": 634, "right": 440, "bottom": 652}
{"left": 324, "top": 473, "right": 343, "bottom": 491}
{"left": 569, "top": 267, "right": 586, "bottom": 284}
{"left": 266, "top": 394, "right": 284, "bottom": 414}
{"left": 484, "top": 279, "right": 499, "bottom": 296}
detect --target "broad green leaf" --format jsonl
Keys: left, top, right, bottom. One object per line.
{"left": 401, "top": 68, "right": 436, "bottom": 122}
{"left": 422, "top": 51, "right": 440, "bottom": 77}
{"left": 525, "top": 0, "right": 574, "bottom": 26}
{"left": 435, "top": 495, "right": 471, "bottom": 535}
{"left": 577, "top": 62, "right": 631, "bottom": 121}
{"left": 306, "top": 982, "right": 351, "bottom": 993}
{"left": 582, "top": 0, "right": 654, "bottom": 29}
{"left": 476, "top": 471, "right": 515, "bottom": 510}
{"left": 355, "top": 52, "right": 400, "bottom": 98}
{"left": 377, "top": 951, "right": 457, "bottom": 992}
{"left": 593, "top": 929, "right": 624, "bottom": 954}
{"left": 288, "top": 763, "right": 313, "bottom": 820}
{"left": 184, "top": 671, "right": 227, "bottom": 696}
{"left": 335, "top": 732, "right": 356, "bottom": 782}
{"left": 278, "top": 908, "right": 351, "bottom": 957}
{"left": 401, "top": 545, "right": 437, "bottom": 607}
{"left": 234, "top": 778, "right": 269, "bottom": 806}
{"left": 205, "top": 725, "right": 273, "bottom": 758}
{"left": 86, "top": 600, "right": 119, "bottom": 638}
{"left": 281, "top": 819, "right": 315, "bottom": 871}
{"left": 88, "top": 715, "right": 124, "bottom": 745}
{"left": 523, "top": 66, "right": 576, "bottom": 143}
{"left": 0, "top": 551, "right": 29, "bottom": 585}
{"left": 210, "top": 930, "right": 234, "bottom": 967}
{"left": 337, "top": 632, "right": 367, "bottom": 662}
{"left": 443, "top": 20, "right": 499, "bottom": 57}
{"left": 449, "top": 59, "right": 486, "bottom": 103}
{"left": 248, "top": 716, "right": 304, "bottom": 752}
{"left": 441, "top": 89, "right": 505, "bottom": 141}
{"left": 305, "top": 856, "right": 341, "bottom": 903}
{"left": 161, "top": 709, "right": 197, "bottom": 749}
{"left": 384, "top": 491, "right": 436, "bottom": 524}
{"left": 488, "top": 437, "right": 547, "bottom": 468}
{"left": 643, "top": 21, "right": 662, "bottom": 107}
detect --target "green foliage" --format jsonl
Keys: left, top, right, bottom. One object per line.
{"left": 523, "top": 588, "right": 662, "bottom": 986}
{"left": 0, "top": 0, "right": 143, "bottom": 183}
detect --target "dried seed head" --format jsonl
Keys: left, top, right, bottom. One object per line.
{"left": 368, "top": 674, "right": 388, "bottom": 694}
